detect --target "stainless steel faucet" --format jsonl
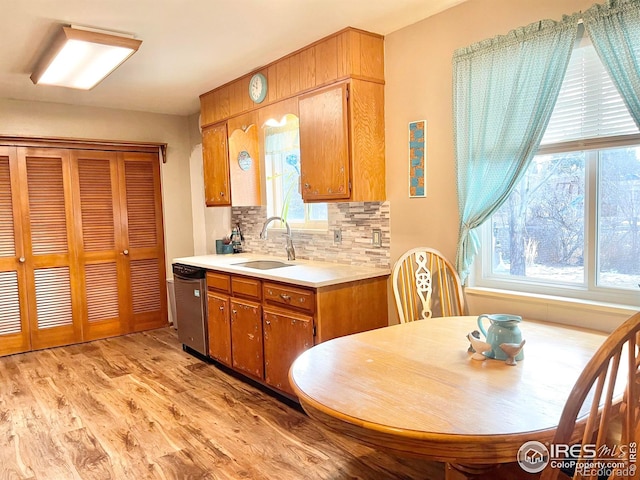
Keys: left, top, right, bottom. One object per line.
{"left": 260, "top": 216, "right": 296, "bottom": 261}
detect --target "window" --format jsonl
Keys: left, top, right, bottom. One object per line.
{"left": 263, "top": 114, "right": 328, "bottom": 230}
{"left": 476, "top": 38, "right": 640, "bottom": 306}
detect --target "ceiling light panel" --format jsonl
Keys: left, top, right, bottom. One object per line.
{"left": 31, "top": 26, "right": 142, "bottom": 90}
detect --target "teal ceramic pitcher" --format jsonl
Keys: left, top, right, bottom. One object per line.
{"left": 477, "top": 314, "right": 524, "bottom": 361}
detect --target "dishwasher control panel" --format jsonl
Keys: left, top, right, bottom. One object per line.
{"left": 173, "top": 263, "right": 206, "bottom": 279}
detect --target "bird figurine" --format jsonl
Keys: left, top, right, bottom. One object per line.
{"left": 499, "top": 339, "right": 526, "bottom": 366}
{"left": 467, "top": 331, "right": 492, "bottom": 361}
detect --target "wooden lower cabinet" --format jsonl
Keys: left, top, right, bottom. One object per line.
{"left": 206, "top": 292, "right": 231, "bottom": 366}
{"left": 205, "top": 269, "right": 388, "bottom": 398}
{"left": 263, "top": 307, "right": 313, "bottom": 396}
{"left": 230, "top": 298, "right": 263, "bottom": 380}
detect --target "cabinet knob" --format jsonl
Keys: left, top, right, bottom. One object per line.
{"left": 220, "top": 192, "right": 225, "bottom": 197}
{"left": 280, "top": 293, "right": 291, "bottom": 301}
{"left": 232, "top": 309, "right": 237, "bottom": 314}
{"left": 265, "top": 320, "right": 271, "bottom": 325}
{"left": 123, "top": 249, "right": 129, "bottom": 255}
{"left": 304, "top": 183, "right": 310, "bottom": 189}
{"left": 219, "top": 306, "right": 224, "bottom": 311}
{"left": 18, "top": 257, "right": 25, "bottom": 263}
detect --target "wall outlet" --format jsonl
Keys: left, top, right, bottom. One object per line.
{"left": 334, "top": 229, "right": 342, "bottom": 244}
{"left": 372, "top": 229, "right": 382, "bottom": 247}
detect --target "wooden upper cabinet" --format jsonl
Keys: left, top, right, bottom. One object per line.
{"left": 346, "top": 78, "right": 386, "bottom": 202}
{"left": 299, "top": 79, "right": 385, "bottom": 203}
{"left": 199, "top": 28, "right": 384, "bottom": 126}
{"left": 202, "top": 113, "right": 262, "bottom": 208}
{"left": 199, "top": 27, "right": 386, "bottom": 205}
{"left": 299, "top": 83, "right": 350, "bottom": 201}
{"left": 202, "top": 122, "right": 231, "bottom": 206}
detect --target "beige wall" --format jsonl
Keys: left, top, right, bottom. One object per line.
{"left": 384, "top": 0, "right": 634, "bottom": 330}
{"left": 0, "top": 98, "right": 195, "bottom": 277}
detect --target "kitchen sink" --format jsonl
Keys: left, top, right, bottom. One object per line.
{"left": 233, "top": 260, "right": 293, "bottom": 270}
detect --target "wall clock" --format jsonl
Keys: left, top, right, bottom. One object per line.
{"left": 248, "top": 73, "right": 267, "bottom": 104}
{"left": 237, "top": 150, "right": 252, "bottom": 171}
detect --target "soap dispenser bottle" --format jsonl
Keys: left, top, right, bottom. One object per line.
{"left": 231, "top": 226, "right": 243, "bottom": 253}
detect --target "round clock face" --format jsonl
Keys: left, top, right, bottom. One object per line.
{"left": 249, "top": 73, "right": 267, "bottom": 103}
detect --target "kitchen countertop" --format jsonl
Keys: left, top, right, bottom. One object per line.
{"left": 172, "top": 253, "right": 390, "bottom": 288}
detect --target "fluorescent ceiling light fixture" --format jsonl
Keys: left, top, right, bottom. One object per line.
{"left": 31, "top": 25, "right": 142, "bottom": 90}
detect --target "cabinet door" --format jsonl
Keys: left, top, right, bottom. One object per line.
{"left": 299, "top": 82, "right": 350, "bottom": 201}
{"left": 230, "top": 298, "right": 263, "bottom": 380}
{"left": 207, "top": 292, "right": 231, "bottom": 366}
{"left": 263, "top": 307, "right": 314, "bottom": 396}
{"left": 71, "top": 150, "right": 124, "bottom": 341}
{"left": 203, "top": 122, "right": 231, "bottom": 206}
{"left": 0, "top": 147, "right": 30, "bottom": 356}
{"left": 19, "top": 147, "right": 83, "bottom": 350}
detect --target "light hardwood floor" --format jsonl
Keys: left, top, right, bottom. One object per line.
{"left": 0, "top": 328, "right": 445, "bottom": 480}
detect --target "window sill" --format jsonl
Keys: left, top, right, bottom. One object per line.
{"left": 465, "top": 287, "right": 637, "bottom": 332}
{"left": 268, "top": 226, "right": 329, "bottom": 235}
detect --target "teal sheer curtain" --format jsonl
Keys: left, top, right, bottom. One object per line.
{"left": 453, "top": 17, "right": 578, "bottom": 284}
{"left": 583, "top": 0, "right": 640, "bottom": 128}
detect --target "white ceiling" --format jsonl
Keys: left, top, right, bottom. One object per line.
{"left": 0, "top": 0, "right": 465, "bottom": 116}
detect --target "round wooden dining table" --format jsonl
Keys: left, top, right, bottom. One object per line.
{"left": 289, "top": 316, "right": 609, "bottom": 479}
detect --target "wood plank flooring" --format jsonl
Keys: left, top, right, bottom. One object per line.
{"left": 0, "top": 328, "right": 445, "bottom": 480}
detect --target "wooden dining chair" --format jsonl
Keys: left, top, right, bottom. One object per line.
{"left": 391, "top": 247, "right": 465, "bottom": 323}
{"left": 479, "top": 311, "right": 640, "bottom": 480}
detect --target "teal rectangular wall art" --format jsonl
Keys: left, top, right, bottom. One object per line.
{"left": 409, "top": 120, "right": 426, "bottom": 198}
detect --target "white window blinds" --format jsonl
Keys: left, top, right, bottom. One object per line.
{"left": 541, "top": 42, "right": 639, "bottom": 145}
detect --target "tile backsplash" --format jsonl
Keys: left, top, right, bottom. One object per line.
{"left": 231, "top": 202, "right": 390, "bottom": 268}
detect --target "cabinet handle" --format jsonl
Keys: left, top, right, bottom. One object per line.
{"left": 18, "top": 257, "right": 25, "bottom": 263}
{"left": 280, "top": 293, "right": 291, "bottom": 301}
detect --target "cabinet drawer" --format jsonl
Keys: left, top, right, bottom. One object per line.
{"left": 232, "top": 276, "right": 261, "bottom": 300}
{"left": 207, "top": 271, "right": 230, "bottom": 293}
{"left": 263, "top": 282, "right": 315, "bottom": 314}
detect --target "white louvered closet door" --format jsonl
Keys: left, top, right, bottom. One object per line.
{"left": 119, "top": 151, "right": 167, "bottom": 332}
{"left": 0, "top": 147, "right": 30, "bottom": 356}
{"left": 19, "top": 147, "right": 82, "bottom": 350}
{"left": 71, "top": 150, "right": 124, "bottom": 341}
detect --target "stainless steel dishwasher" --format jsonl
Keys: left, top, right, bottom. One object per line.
{"left": 172, "top": 263, "right": 208, "bottom": 357}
